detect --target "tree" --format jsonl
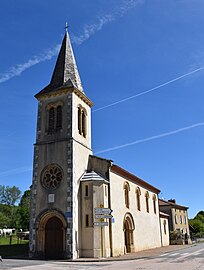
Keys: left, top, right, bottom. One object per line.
{"left": 0, "top": 185, "right": 21, "bottom": 229}
{"left": 17, "top": 190, "right": 30, "bottom": 230}
{"left": 0, "top": 185, "right": 21, "bottom": 206}
{"left": 189, "top": 210, "right": 204, "bottom": 237}
{"left": 0, "top": 211, "right": 10, "bottom": 228}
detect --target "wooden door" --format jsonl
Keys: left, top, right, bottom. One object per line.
{"left": 45, "top": 216, "right": 63, "bottom": 259}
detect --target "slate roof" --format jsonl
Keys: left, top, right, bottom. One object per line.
{"left": 35, "top": 29, "right": 84, "bottom": 98}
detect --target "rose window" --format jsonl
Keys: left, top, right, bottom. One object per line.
{"left": 41, "top": 164, "right": 63, "bottom": 190}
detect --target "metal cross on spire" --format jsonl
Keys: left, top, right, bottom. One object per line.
{"left": 65, "top": 21, "right": 69, "bottom": 32}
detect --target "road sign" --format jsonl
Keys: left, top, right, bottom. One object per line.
{"left": 94, "top": 222, "right": 109, "bottom": 226}
{"left": 95, "top": 214, "right": 113, "bottom": 219}
{"left": 94, "top": 208, "right": 112, "bottom": 215}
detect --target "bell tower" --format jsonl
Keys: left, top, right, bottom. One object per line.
{"left": 29, "top": 27, "right": 93, "bottom": 259}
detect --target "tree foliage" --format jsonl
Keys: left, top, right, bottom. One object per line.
{"left": 0, "top": 185, "right": 30, "bottom": 230}
{"left": 17, "top": 190, "right": 30, "bottom": 230}
{"left": 0, "top": 185, "right": 21, "bottom": 206}
{"left": 189, "top": 211, "right": 204, "bottom": 236}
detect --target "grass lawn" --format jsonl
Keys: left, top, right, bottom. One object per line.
{"left": 0, "top": 236, "right": 29, "bottom": 258}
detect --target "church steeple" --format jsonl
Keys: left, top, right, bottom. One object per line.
{"left": 35, "top": 25, "right": 84, "bottom": 97}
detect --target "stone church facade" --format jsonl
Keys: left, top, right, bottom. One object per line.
{"left": 29, "top": 28, "right": 169, "bottom": 259}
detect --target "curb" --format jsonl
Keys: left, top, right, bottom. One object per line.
{"left": 63, "top": 244, "right": 197, "bottom": 263}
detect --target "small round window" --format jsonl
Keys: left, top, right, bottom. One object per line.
{"left": 41, "top": 164, "right": 63, "bottom": 190}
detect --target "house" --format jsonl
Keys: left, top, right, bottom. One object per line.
{"left": 159, "top": 199, "right": 191, "bottom": 244}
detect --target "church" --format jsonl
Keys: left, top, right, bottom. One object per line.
{"left": 29, "top": 28, "right": 169, "bottom": 260}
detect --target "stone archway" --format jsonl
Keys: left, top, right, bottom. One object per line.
{"left": 123, "top": 213, "right": 135, "bottom": 253}
{"left": 35, "top": 210, "right": 67, "bottom": 259}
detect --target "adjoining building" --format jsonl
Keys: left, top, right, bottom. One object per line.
{"left": 29, "top": 27, "right": 171, "bottom": 260}
{"left": 159, "top": 199, "right": 191, "bottom": 244}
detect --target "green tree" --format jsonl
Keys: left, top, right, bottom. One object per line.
{"left": 0, "top": 211, "right": 10, "bottom": 228}
{"left": 189, "top": 210, "right": 204, "bottom": 237}
{"left": 0, "top": 185, "right": 21, "bottom": 206}
{"left": 0, "top": 185, "right": 21, "bottom": 228}
{"left": 17, "top": 190, "right": 30, "bottom": 230}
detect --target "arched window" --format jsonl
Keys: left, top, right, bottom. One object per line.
{"left": 48, "top": 107, "right": 55, "bottom": 133}
{"left": 47, "top": 103, "right": 63, "bottom": 134}
{"left": 152, "top": 194, "right": 157, "bottom": 214}
{"left": 175, "top": 214, "right": 178, "bottom": 224}
{"left": 163, "top": 220, "right": 167, "bottom": 235}
{"left": 82, "top": 110, "right": 86, "bottom": 137}
{"left": 78, "top": 106, "right": 87, "bottom": 138}
{"left": 78, "top": 107, "right": 82, "bottom": 135}
{"left": 56, "top": 106, "right": 62, "bottom": 130}
{"left": 136, "top": 187, "right": 141, "bottom": 211}
{"left": 145, "top": 191, "right": 149, "bottom": 213}
{"left": 124, "top": 182, "right": 130, "bottom": 208}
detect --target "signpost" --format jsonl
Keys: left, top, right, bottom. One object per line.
{"left": 94, "top": 222, "right": 109, "bottom": 226}
{"left": 95, "top": 214, "right": 112, "bottom": 219}
{"left": 94, "top": 208, "right": 112, "bottom": 215}
{"left": 94, "top": 206, "right": 113, "bottom": 257}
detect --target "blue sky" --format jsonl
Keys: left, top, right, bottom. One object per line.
{"left": 0, "top": 0, "right": 204, "bottom": 218}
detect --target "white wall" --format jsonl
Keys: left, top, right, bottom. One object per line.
{"left": 72, "top": 93, "right": 92, "bottom": 258}
{"left": 110, "top": 171, "right": 162, "bottom": 256}
{"left": 160, "top": 217, "right": 169, "bottom": 246}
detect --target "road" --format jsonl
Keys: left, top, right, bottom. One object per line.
{"left": 1, "top": 243, "right": 204, "bottom": 270}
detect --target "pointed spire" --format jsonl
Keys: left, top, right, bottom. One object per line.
{"left": 35, "top": 25, "right": 84, "bottom": 97}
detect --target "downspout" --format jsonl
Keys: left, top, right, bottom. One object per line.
{"left": 158, "top": 197, "right": 163, "bottom": 247}
{"left": 159, "top": 215, "right": 163, "bottom": 247}
{"left": 108, "top": 163, "right": 113, "bottom": 257}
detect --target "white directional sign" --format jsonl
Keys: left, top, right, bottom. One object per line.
{"left": 94, "top": 208, "right": 112, "bottom": 215}
{"left": 95, "top": 214, "right": 113, "bottom": 219}
{"left": 94, "top": 222, "right": 109, "bottom": 226}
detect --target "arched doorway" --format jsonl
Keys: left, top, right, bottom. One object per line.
{"left": 35, "top": 210, "right": 67, "bottom": 259}
{"left": 123, "top": 213, "right": 135, "bottom": 253}
{"left": 45, "top": 216, "right": 63, "bottom": 259}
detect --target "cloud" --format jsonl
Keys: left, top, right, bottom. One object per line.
{"left": 0, "top": 166, "right": 32, "bottom": 178}
{"left": 95, "top": 121, "right": 204, "bottom": 154}
{"left": 93, "top": 66, "right": 204, "bottom": 112}
{"left": 71, "top": 0, "right": 145, "bottom": 45}
{"left": 0, "top": 44, "right": 60, "bottom": 83}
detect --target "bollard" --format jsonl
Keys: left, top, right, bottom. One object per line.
{"left": 9, "top": 235, "right": 12, "bottom": 245}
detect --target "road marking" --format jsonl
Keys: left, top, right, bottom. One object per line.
{"left": 168, "top": 253, "right": 180, "bottom": 257}
{"left": 180, "top": 253, "right": 189, "bottom": 256}
{"left": 190, "top": 250, "right": 203, "bottom": 256}
{"left": 177, "top": 248, "right": 204, "bottom": 260}
{"left": 159, "top": 253, "right": 168, "bottom": 257}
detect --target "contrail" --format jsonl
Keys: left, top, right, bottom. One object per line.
{"left": 95, "top": 121, "right": 204, "bottom": 154}
{"left": 0, "top": 166, "right": 32, "bottom": 177}
{"left": 0, "top": 45, "right": 60, "bottom": 83}
{"left": 0, "top": 0, "right": 143, "bottom": 84}
{"left": 71, "top": 0, "right": 144, "bottom": 45}
{"left": 93, "top": 66, "right": 204, "bottom": 112}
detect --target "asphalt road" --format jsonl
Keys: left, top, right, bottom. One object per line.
{"left": 1, "top": 243, "right": 204, "bottom": 270}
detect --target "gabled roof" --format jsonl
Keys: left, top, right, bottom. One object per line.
{"left": 35, "top": 29, "right": 84, "bottom": 98}
{"left": 111, "top": 164, "right": 160, "bottom": 194}
{"left": 159, "top": 199, "right": 189, "bottom": 210}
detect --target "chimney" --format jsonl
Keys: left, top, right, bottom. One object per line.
{"left": 168, "top": 199, "right": 176, "bottom": 204}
